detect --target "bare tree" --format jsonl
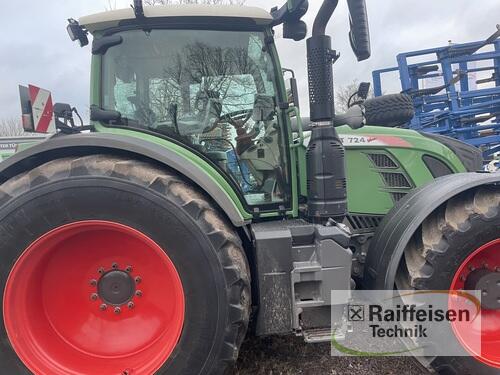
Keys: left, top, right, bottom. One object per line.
{"left": 144, "top": 0, "right": 246, "bottom": 6}
{"left": 335, "top": 79, "right": 374, "bottom": 114}
{"left": 0, "top": 119, "right": 26, "bottom": 137}
{"left": 105, "top": 0, "right": 118, "bottom": 10}
{"left": 145, "top": 39, "right": 258, "bottom": 122}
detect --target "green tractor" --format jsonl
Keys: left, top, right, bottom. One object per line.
{"left": 2, "top": 1, "right": 499, "bottom": 374}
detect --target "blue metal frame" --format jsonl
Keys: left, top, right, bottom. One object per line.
{"left": 373, "top": 26, "right": 500, "bottom": 157}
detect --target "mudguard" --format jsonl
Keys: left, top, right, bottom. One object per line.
{"left": 364, "top": 172, "right": 500, "bottom": 289}
{"left": 0, "top": 133, "right": 249, "bottom": 227}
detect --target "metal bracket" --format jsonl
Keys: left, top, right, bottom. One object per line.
{"left": 329, "top": 50, "right": 341, "bottom": 64}
{"left": 132, "top": 0, "right": 145, "bottom": 19}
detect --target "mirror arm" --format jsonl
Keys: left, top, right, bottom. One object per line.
{"left": 271, "top": 0, "right": 308, "bottom": 26}
{"left": 133, "top": 0, "right": 145, "bottom": 19}
{"left": 288, "top": 107, "right": 304, "bottom": 148}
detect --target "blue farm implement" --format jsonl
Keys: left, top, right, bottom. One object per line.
{"left": 373, "top": 25, "right": 500, "bottom": 158}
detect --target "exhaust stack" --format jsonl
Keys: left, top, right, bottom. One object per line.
{"left": 306, "top": 0, "right": 371, "bottom": 222}
{"left": 306, "top": 0, "right": 346, "bottom": 221}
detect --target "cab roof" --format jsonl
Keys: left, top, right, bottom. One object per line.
{"left": 79, "top": 5, "right": 274, "bottom": 33}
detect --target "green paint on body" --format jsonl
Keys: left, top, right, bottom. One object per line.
{"left": 298, "top": 125, "right": 467, "bottom": 215}
{"left": 330, "top": 329, "right": 422, "bottom": 357}
{"left": 341, "top": 126, "right": 466, "bottom": 215}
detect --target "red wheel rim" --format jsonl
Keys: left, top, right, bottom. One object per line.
{"left": 450, "top": 239, "right": 500, "bottom": 368}
{"left": 3, "top": 221, "right": 185, "bottom": 375}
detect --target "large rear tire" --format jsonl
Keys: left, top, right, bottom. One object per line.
{"left": 396, "top": 187, "right": 500, "bottom": 374}
{"left": 0, "top": 155, "right": 251, "bottom": 375}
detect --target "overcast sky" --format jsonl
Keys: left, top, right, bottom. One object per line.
{"left": 0, "top": 0, "right": 498, "bottom": 121}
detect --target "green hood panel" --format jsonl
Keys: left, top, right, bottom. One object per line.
{"left": 340, "top": 126, "right": 466, "bottom": 215}
{"left": 301, "top": 125, "right": 468, "bottom": 216}
{"left": 337, "top": 125, "right": 464, "bottom": 163}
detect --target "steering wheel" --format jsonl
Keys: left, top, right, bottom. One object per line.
{"left": 218, "top": 109, "right": 254, "bottom": 128}
{"left": 216, "top": 109, "right": 261, "bottom": 155}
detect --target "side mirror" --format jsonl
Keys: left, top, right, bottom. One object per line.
{"left": 67, "top": 19, "right": 89, "bottom": 47}
{"left": 348, "top": 82, "right": 371, "bottom": 108}
{"left": 357, "top": 82, "right": 371, "bottom": 100}
{"left": 347, "top": 0, "right": 371, "bottom": 61}
{"left": 283, "top": 69, "right": 300, "bottom": 109}
{"left": 271, "top": 0, "right": 309, "bottom": 41}
{"left": 283, "top": 21, "right": 308, "bottom": 41}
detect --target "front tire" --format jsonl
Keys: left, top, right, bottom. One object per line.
{"left": 397, "top": 187, "right": 500, "bottom": 374}
{"left": 0, "top": 155, "right": 251, "bottom": 375}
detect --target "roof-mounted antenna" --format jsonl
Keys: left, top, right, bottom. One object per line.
{"left": 132, "top": 0, "right": 145, "bottom": 19}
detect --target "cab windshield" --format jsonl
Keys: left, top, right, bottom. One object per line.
{"left": 101, "top": 29, "right": 289, "bottom": 208}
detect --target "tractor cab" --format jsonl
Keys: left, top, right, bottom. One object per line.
{"left": 79, "top": 5, "right": 292, "bottom": 209}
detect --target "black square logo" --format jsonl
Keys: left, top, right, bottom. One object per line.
{"left": 348, "top": 304, "right": 365, "bottom": 321}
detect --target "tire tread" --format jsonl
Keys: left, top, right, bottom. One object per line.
{"left": 0, "top": 154, "right": 251, "bottom": 374}
{"left": 398, "top": 186, "right": 500, "bottom": 374}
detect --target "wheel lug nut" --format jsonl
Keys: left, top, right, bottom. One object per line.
{"left": 114, "top": 307, "right": 121, "bottom": 314}
{"left": 128, "top": 302, "right": 135, "bottom": 309}
{"left": 460, "top": 275, "right": 466, "bottom": 281}
{"left": 112, "top": 262, "right": 118, "bottom": 269}
{"left": 90, "top": 293, "right": 98, "bottom": 301}
{"left": 100, "top": 304, "right": 107, "bottom": 311}
{"left": 135, "top": 276, "right": 142, "bottom": 284}
{"left": 468, "top": 265, "right": 475, "bottom": 271}
{"left": 98, "top": 267, "right": 105, "bottom": 274}
{"left": 135, "top": 290, "right": 143, "bottom": 297}
{"left": 90, "top": 279, "right": 97, "bottom": 286}
{"left": 125, "top": 266, "right": 133, "bottom": 273}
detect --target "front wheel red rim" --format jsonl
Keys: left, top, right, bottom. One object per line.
{"left": 3, "top": 221, "right": 185, "bottom": 375}
{"left": 450, "top": 239, "right": 500, "bottom": 368}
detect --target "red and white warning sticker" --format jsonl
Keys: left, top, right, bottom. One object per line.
{"left": 28, "top": 85, "right": 55, "bottom": 133}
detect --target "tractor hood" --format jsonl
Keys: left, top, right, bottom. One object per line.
{"left": 79, "top": 5, "right": 273, "bottom": 34}
{"left": 336, "top": 126, "right": 483, "bottom": 172}
{"left": 302, "top": 125, "right": 482, "bottom": 172}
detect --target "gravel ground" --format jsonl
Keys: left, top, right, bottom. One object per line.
{"left": 234, "top": 335, "right": 428, "bottom": 375}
